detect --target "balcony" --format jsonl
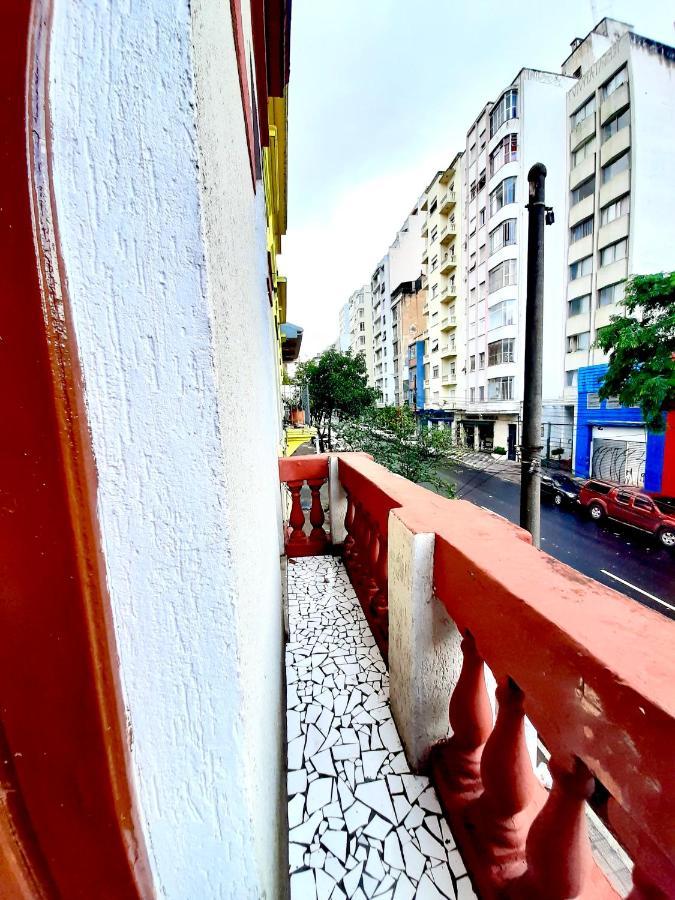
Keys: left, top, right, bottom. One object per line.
{"left": 441, "top": 374, "right": 456, "bottom": 385}
{"left": 440, "top": 343, "right": 456, "bottom": 358}
{"left": 440, "top": 225, "right": 457, "bottom": 245}
{"left": 439, "top": 192, "right": 457, "bottom": 215}
{"left": 440, "top": 316, "right": 457, "bottom": 332}
{"left": 279, "top": 453, "right": 674, "bottom": 899}
{"left": 440, "top": 253, "right": 456, "bottom": 276}
{"left": 421, "top": 218, "right": 429, "bottom": 238}
{"left": 440, "top": 285, "right": 457, "bottom": 305}
{"left": 423, "top": 303, "right": 429, "bottom": 316}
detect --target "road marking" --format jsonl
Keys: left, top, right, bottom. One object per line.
{"left": 600, "top": 570, "right": 674, "bottom": 612}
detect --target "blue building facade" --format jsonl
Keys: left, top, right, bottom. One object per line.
{"left": 575, "top": 365, "right": 666, "bottom": 491}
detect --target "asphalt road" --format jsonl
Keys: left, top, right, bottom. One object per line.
{"left": 434, "top": 462, "right": 675, "bottom": 620}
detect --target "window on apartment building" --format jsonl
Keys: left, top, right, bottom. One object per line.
{"left": 602, "top": 66, "right": 627, "bottom": 100}
{"left": 431, "top": 225, "right": 438, "bottom": 242}
{"left": 359, "top": 336, "right": 366, "bottom": 346}
{"left": 450, "top": 362, "right": 456, "bottom": 376}
{"left": 601, "top": 107, "right": 630, "bottom": 143}
{"left": 571, "top": 95, "right": 595, "bottom": 128}
{"left": 602, "top": 151, "right": 629, "bottom": 184}
{"left": 570, "top": 176, "right": 595, "bottom": 206}
{"left": 431, "top": 284, "right": 438, "bottom": 298}
{"left": 393, "top": 341, "right": 398, "bottom": 356}
{"left": 479, "top": 281, "right": 486, "bottom": 300}
{"left": 431, "top": 341, "right": 439, "bottom": 352}
{"left": 489, "top": 176, "right": 517, "bottom": 216}
{"left": 470, "top": 387, "right": 476, "bottom": 402}
{"left": 488, "top": 338, "right": 515, "bottom": 366}
{"left": 429, "top": 198, "right": 437, "bottom": 214}
{"left": 469, "top": 216, "right": 476, "bottom": 236}
{"left": 568, "top": 294, "right": 590, "bottom": 317}
{"left": 569, "top": 255, "right": 592, "bottom": 280}
{"left": 566, "top": 332, "right": 590, "bottom": 352}
{"left": 488, "top": 259, "right": 517, "bottom": 292}
{"left": 565, "top": 370, "right": 578, "bottom": 388}
{"left": 489, "top": 218, "right": 517, "bottom": 254}
{"left": 470, "top": 286, "right": 477, "bottom": 304}
{"left": 600, "top": 194, "right": 630, "bottom": 225}
{"left": 598, "top": 281, "right": 625, "bottom": 307}
{"left": 571, "top": 138, "right": 595, "bottom": 168}
{"left": 470, "top": 355, "right": 476, "bottom": 372}
{"left": 479, "top": 128, "right": 486, "bottom": 150}
{"left": 570, "top": 217, "right": 593, "bottom": 243}
{"left": 489, "top": 133, "right": 518, "bottom": 176}
{"left": 470, "top": 252, "right": 477, "bottom": 271}
{"left": 479, "top": 207, "right": 486, "bottom": 226}
{"left": 431, "top": 255, "right": 438, "bottom": 271}
{"left": 479, "top": 351, "right": 486, "bottom": 369}
{"left": 490, "top": 89, "right": 518, "bottom": 136}
{"left": 470, "top": 142, "right": 477, "bottom": 163}
{"left": 479, "top": 244, "right": 486, "bottom": 263}
{"left": 477, "top": 170, "right": 486, "bottom": 192}
{"left": 600, "top": 238, "right": 628, "bottom": 266}
{"left": 470, "top": 181, "right": 477, "bottom": 200}
{"left": 488, "top": 376, "right": 514, "bottom": 400}
{"left": 432, "top": 366, "right": 439, "bottom": 378}
{"left": 359, "top": 322, "right": 365, "bottom": 331}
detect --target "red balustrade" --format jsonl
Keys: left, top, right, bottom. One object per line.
{"left": 278, "top": 456, "right": 329, "bottom": 557}
{"left": 277, "top": 453, "right": 675, "bottom": 898}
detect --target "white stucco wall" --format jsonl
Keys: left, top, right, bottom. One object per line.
{"left": 49, "top": 1, "right": 284, "bottom": 897}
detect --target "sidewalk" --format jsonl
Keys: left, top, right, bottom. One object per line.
{"left": 451, "top": 450, "right": 522, "bottom": 486}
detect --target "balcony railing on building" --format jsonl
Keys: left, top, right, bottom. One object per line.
{"left": 439, "top": 191, "right": 457, "bottom": 214}
{"left": 278, "top": 452, "right": 674, "bottom": 900}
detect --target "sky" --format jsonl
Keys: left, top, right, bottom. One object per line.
{"left": 282, "top": 0, "right": 674, "bottom": 358}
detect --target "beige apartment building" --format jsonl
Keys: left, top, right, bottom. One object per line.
{"left": 561, "top": 18, "right": 675, "bottom": 400}
{"left": 419, "top": 154, "right": 464, "bottom": 426}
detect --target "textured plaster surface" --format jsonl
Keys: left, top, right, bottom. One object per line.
{"left": 50, "top": 1, "right": 283, "bottom": 896}
{"left": 286, "top": 557, "right": 476, "bottom": 899}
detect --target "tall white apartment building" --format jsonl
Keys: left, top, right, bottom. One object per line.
{"left": 371, "top": 207, "right": 423, "bottom": 405}
{"left": 347, "top": 285, "right": 375, "bottom": 384}
{"left": 419, "top": 155, "right": 464, "bottom": 426}
{"left": 337, "top": 300, "right": 351, "bottom": 352}
{"left": 561, "top": 19, "right": 675, "bottom": 396}
{"left": 461, "top": 69, "right": 574, "bottom": 458}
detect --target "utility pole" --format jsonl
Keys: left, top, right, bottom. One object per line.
{"left": 520, "top": 163, "right": 551, "bottom": 548}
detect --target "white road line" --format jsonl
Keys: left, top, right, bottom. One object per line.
{"left": 600, "top": 570, "right": 674, "bottom": 612}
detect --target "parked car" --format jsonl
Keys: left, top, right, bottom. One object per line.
{"left": 540, "top": 472, "right": 581, "bottom": 507}
{"left": 578, "top": 480, "right": 675, "bottom": 548}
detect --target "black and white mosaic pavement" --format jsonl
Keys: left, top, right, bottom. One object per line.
{"left": 286, "top": 556, "right": 476, "bottom": 900}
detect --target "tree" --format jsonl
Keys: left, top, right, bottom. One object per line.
{"left": 595, "top": 273, "right": 675, "bottom": 431}
{"left": 297, "top": 349, "right": 378, "bottom": 451}
{"left": 335, "top": 405, "right": 456, "bottom": 497}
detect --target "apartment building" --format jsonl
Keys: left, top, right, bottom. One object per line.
{"left": 337, "top": 300, "right": 351, "bottom": 352}
{"left": 390, "top": 276, "right": 427, "bottom": 404}
{"left": 348, "top": 285, "right": 375, "bottom": 384}
{"left": 461, "top": 69, "right": 574, "bottom": 458}
{"left": 419, "top": 156, "right": 464, "bottom": 428}
{"left": 371, "top": 208, "right": 424, "bottom": 405}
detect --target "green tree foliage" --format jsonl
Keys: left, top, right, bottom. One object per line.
{"left": 595, "top": 273, "right": 675, "bottom": 431}
{"left": 336, "top": 405, "right": 456, "bottom": 497}
{"left": 297, "top": 350, "right": 378, "bottom": 451}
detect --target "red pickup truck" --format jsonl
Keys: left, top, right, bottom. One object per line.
{"left": 578, "top": 480, "right": 675, "bottom": 548}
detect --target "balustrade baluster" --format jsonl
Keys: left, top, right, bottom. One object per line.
{"left": 363, "top": 516, "right": 380, "bottom": 604}
{"left": 371, "top": 525, "right": 388, "bottom": 618}
{"left": 343, "top": 492, "right": 355, "bottom": 560}
{"left": 467, "top": 678, "right": 542, "bottom": 880}
{"left": 432, "top": 632, "right": 493, "bottom": 803}
{"left": 518, "top": 756, "right": 596, "bottom": 899}
{"left": 286, "top": 479, "right": 307, "bottom": 551}
{"left": 307, "top": 477, "right": 327, "bottom": 549}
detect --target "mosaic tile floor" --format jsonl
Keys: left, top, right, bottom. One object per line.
{"left": 286, "top": 556, "right": 476, "bottom": 900}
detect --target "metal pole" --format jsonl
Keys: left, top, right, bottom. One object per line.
{"left": 520, "top": 163, "right": 547, "bottom": 547}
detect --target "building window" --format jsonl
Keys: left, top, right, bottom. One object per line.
{"left": 470, "top": 355, "right": 476, "bottom": 372}
{"left": 479, "top": 351, "right": 485, "bottom": 369}
{"left": 600, "top": 238, "right": 628, "bottom": 266}
{"left": 570, "top": 176, "right": 595, "bottom": 206}
{"left": 488, "top": 298, "right": 516, "bottom": 328}
{"left": 359, "top": 336, "right": 366, "bottom": 346}
{"left": 602, "top": 65, "right": 627, "bottom": 100}
{"left": 587, "top": 392, "right": 601, "bottom": 409}
{"left": 571, "top": 95, "right": 595, "bottom": 128}
{"left": 487, "top": 376, "right": 514, "bottom": 400}
{"left": 479, "top": 386, "right": 485, "bottom": 400}
{"left": 600, "top": 194, "right": 630, "bottom": 225}
{"left": 598, "top": 281, "right": 625, "bottom": 307}
{"left": 490, "top": 89, "right": 518, "bottom": 136}
{"left": 430, "top": 225, "right": 438, "bottom": 242}
{"left": 569, "top": 255, "right": 592, "bottom": 281}
{"left": 601, "top": 151, "right": 630, "bottom": 184}
{"left": 489, "top": 218, "right": 517, "bottom": 254}
{"left": 477, "top": 169, "right": 486, "bottom": 192}
{"left": 432, "top": 365, "right": 439, "bottom": 378}
{"left": 479, "top": 207, "right": 486, "bottom": 226}
{"left": 488, "top": 338, "right": 515, "bottom": 366}
{"left": 431, "top": 255, "right": 438, "bottom": 271}
{"left": 470, "top": 387, "right": 475, "bottom": 402}
{"left": 565, "top": 370, "right": 577, "bottom": 388}
{"left": 429, "top": 198, "right": 437, "bottom": 214}
{"left": 601, "top": 107, "right": 629, "bottom": 144}
{"left": 571, "top": 138, "right": 595, "bottom": 168}
{"left": 566, "top": 332, "right": 590, "bottom": 352}
{"left": 570, "top": 217, "right": 593, "bottom": 243}
{"left": 359, "top": 322, "right": 365, "bottom": 331}
{"left": 431, "top": 284, "right": 438, "bottom": 298}
{"left": 568, "top": 294, "right": 590, "bottom": 317}
{"left": 489, "top": 133, "right": 518, "bottom": 175}
{"left": 488, "top": 259, "right": 517, "bottom": 292}
{"left": 489, "top": 176, "right": 517, "bottom": 215}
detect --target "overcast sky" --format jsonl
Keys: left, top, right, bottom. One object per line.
{"left": 281, "top": 0, "right": 674, "bottom": 358}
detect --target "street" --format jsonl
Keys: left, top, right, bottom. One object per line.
{"left": 435, "top": 463, "right": 675, "bottom": 620}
